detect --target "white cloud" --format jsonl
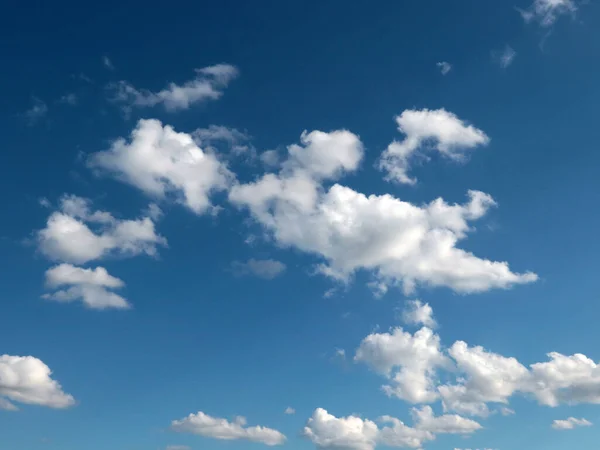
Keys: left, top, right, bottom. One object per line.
{"left": 43, "top": 264, "right": 130, "bottom": 310}
{"left": 494, "top": 46, "right": 516, "bottom": 69}
{"left": 303, "top": 408, "right": 380, "bottom": 450}
{"left": 552, "top": 417, "right": 592, "bottom": 430}
{"left": 401, "top": 300, "right": 437, "bottom": 328}
{"left": 520, "top": 0, "right": 577, "bottom": 27}
{"left": 436, "top": 61, "right": 452, "bottom": 75}
{"left": 355, "top": 326, "right": 448, "bottom": 404}
{"left": 37, "top": 195, "right": 166, "bottom": 264}
{"left": 285, "top": 407, "right": 296, "bottom": 415}
{"left": 231, "top": 259, "right": 286, "bottom": 279}
{"left": 303, "top": 407, "right": 478, "bottom": 450}
{"left": 88, "top": 119, "right": 232, "bottom": 214}
{"left": 171, "top": 411, "right": 286, "bottom": 446}
{"left": 110, "top": 64, "right": 238, "bottom": 112}
{"left": 103, "top": 55, "right": 115, "bottom": 70}
{"left": 0, "top": 355, "right": 75, "bottom": 410}
{"left": 23, "top": 97, "right": 48, "bottom": 124}
{"left": 378, "top": 109, "right": 490, "bottom": 185}
{"left": 411, "top": 405, "right": 482, "bottom": 434}
{"left": 230, "top": 129, "right": 535, "bottom": 295}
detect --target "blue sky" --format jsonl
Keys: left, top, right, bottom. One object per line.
{"left": 2, "top": 1, "right": 600, "bottom": 449}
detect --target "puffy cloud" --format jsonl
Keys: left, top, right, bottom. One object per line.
{"left": 303, "top": 408, "right": 380, "bottom": 450}
{"left": 284, "top": 407, "right": 296, "bottom": 415}
{"left": 231, "top": 259, "right": 286, "bottom": 279}
{"left": 520, "top": 0, "right": 577, "bottom": 27}
{"left": 88, "top": 119, "right": 231, "bottom": 214}
{"left": 230, "top": 130, "right": 535, "bottom": 295}
{"left": 37, "top": 195, "right": 166, "bottom": 264}
{"left": 410, "top": 405, "right": 482, "bottom": 434}
{"left": 552, "top": 417, "right": 592, "bottom": 430}
{"left": 171, "top": 411, "right": 286, "bottom": 446}
{"left": 110, "top": 64, "right": 238, "bottom": 112}
{"left": 401, "top": 300, "right": 436, "bottom": 328}
{"left": 436, "top": 61, "right": 452, "bottom": 75}
{"left": 0, "top": 355, "right": 75, "bottom": 410}
{"left": 378, "top": 109, "right": 489, "bottom": 185}
{"left": 303, "top": 407, "right": 478, "bottom": 450}
{"left": 43, "top": 264, "right": 130, "bottom": 310}
{"left": 355, "top": 326, "right": 448, "bottom": 403}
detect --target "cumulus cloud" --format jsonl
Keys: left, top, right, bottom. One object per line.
{"left": 355, "top": 326, "right": 448, "bottom": 404}
{"left": 37, "top": 195, "right": 166, "bottom": 264}
{"left": 519, "top": 0, "right": 577, "bottom": 27}
{"left": 43, "top": 264, "right": 130, "bottom": 310}
{"left": 378, "top": 109, "right": 490, "bottom": 185}
{"left": 436, "top": 61, "right": 452, "bottom": 75}
{"left": 88, "top": 119, "right": 232, "bottom": 214}
{"left": 284, "top": 407, "right": 296, "bottom": 415}
{"left": 401, "top": 300, "right": 436, "bottom": 328}
{"left": 0, "top": 355, "right": 75, "bottom": 410}
{"left": 231, "top": 259, "right": 286, "bottom": 279}
{"left": 109, "top": 64, "right": 238, "bottom": 112}
{"left": 552, "top": 417, "right": 592, "bottom": 430}
{"left": 230, "top": 129, "right": 535, "bottom": 295}
{"left": 171, "top": 411, "right": 286, "bottom": 446}
{"left": 303, "top": 407, "right": 479, "bottom": 450}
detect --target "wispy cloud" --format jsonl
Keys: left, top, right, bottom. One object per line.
{"left": 103, "top": 55, "right": 115, "bottom": 70}
{"left": 493, "top": 45, "right": 517, "bottom": 69}
{"left": 436, "top": 61, "right": 452, "bottom": 75}
{"left": 22, "top": 97, "right": 48, "bottom": 125}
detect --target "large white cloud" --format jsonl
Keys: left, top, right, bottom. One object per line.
{"left": 88, "top": 119, "right": 232, "bottom": 214}
{"left": 110, "top": 64, "right": 238, "bottom": 112}
{"left": 37, "top": 195, "right": 166, "bottom": 264}
{"left": 0, "top": 355, "right": 75, "bottom": 410}
{"left": 171, "top": 411, "right": 286, "bottom": 446}
{"left": 303, "top": 407, "right": 480, "bottom": 450}
{"left": 378, "top": 109, "right": 490, "bottom": 185}
{"left": 552, "top": 417, "right": 592, "bottom": 430}
{"left": 43, "top": 264, "right": 130, "bottom": 310}
{"left": 355, "top": 326, "right": 448, "bottom": 403}
{"left": 230, "top": 129, "right": 536, "bottom": 295}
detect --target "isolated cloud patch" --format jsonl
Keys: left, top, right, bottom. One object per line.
{"left": 171, "top": 411, "right": 286, "bottom": 446}
{"left": 378, "top": 109, "right": 489, "bottom": 185}
{"left": 552, "top": 417, "right": 592, "bottom": 430}
{"left": 110, "top": 64, "right": 238, "bottom": 112}
{"left": 0, "top": 355, "right": 75, "bottom": 410}
{"left": 89, "top": 119, "right": 232, "bottom": 214}
{"left": 231, "top": 259, "right": 286, "bottom": 279}
{"left": 37, "top": 195, "right": 165, "bottom": 264}
{"left": 43, "top": 264, "right": 130, "bottom": 310}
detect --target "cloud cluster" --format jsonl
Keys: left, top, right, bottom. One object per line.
{"left": 354, "top": 302, "right": 600, "bottom": 419}
{"left": 230, "top": 127, "right": 535, "bottom": 295}
{"left": 378, "top": 109, "right": 489, "bottom": 185}
{"left": 110, "top": 64, "right": 238, "bottom": 112}
{"left": 89, "top": 119, "right": 232, "bottom": 214}
{"left": 171, "top": 411, "right": 286, "bottom": 446}
{"left": 0, "top": 355, "right": 75, "bottom": 410}
{"left": 303, "top": 406, "right": 480, "bottom": 450}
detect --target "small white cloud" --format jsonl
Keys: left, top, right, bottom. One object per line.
{"left": 43, "top": 264, "right": 130, "bottom": 310}
{"left": 231, "top": 259, "right": 286, "bottom": 280}
{"left": 23, "top": 97, "right": 48, "bottom": 124}
{"left": 284, "top": 407, "right": 296, "bottom": 415}
{"left": 493, "top": 46, "right": 517, "bottom": 69}
{"left": 552, "top": 417, "right": 592, "bottom": 430}
{"left": 411, "top": 405, "right": 482, "bottom": 434}
{"left": 59, "top": 93, "right": 78, "bottom": 105}
{"left": 37, "top": 194, "right": 166, "bottom": 264}
{"left": 109, "top": 64, "right": 238, "bottom": 112}
{"left": 436, "top": 61, "right": 452, "bottom": 75}
{"left": 303, "top": 408, "right": 380, "bottom": 450}
{"left": 519, "top": 0, "right": 577, "bottom": 27}
{"left": 0, "top": 354, "right": 75, "bottom": 409}
{"left": 88, "top": 119, "right": 232, "bottom": 214}
{"left": 378, "top": 108, "right": 490, "bottom": 185}
{"left": 401, "top": 300, "right": 437, "bottom": 329}
{"left": 103, "top": 55, "right": 115, "bottom": 70}
{"left": 171, "top": 411, "right": 286, "bottom": 446}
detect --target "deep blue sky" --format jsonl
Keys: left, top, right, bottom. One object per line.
{"left": 2, "top": 1, "right": 600, "bottom": 450}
